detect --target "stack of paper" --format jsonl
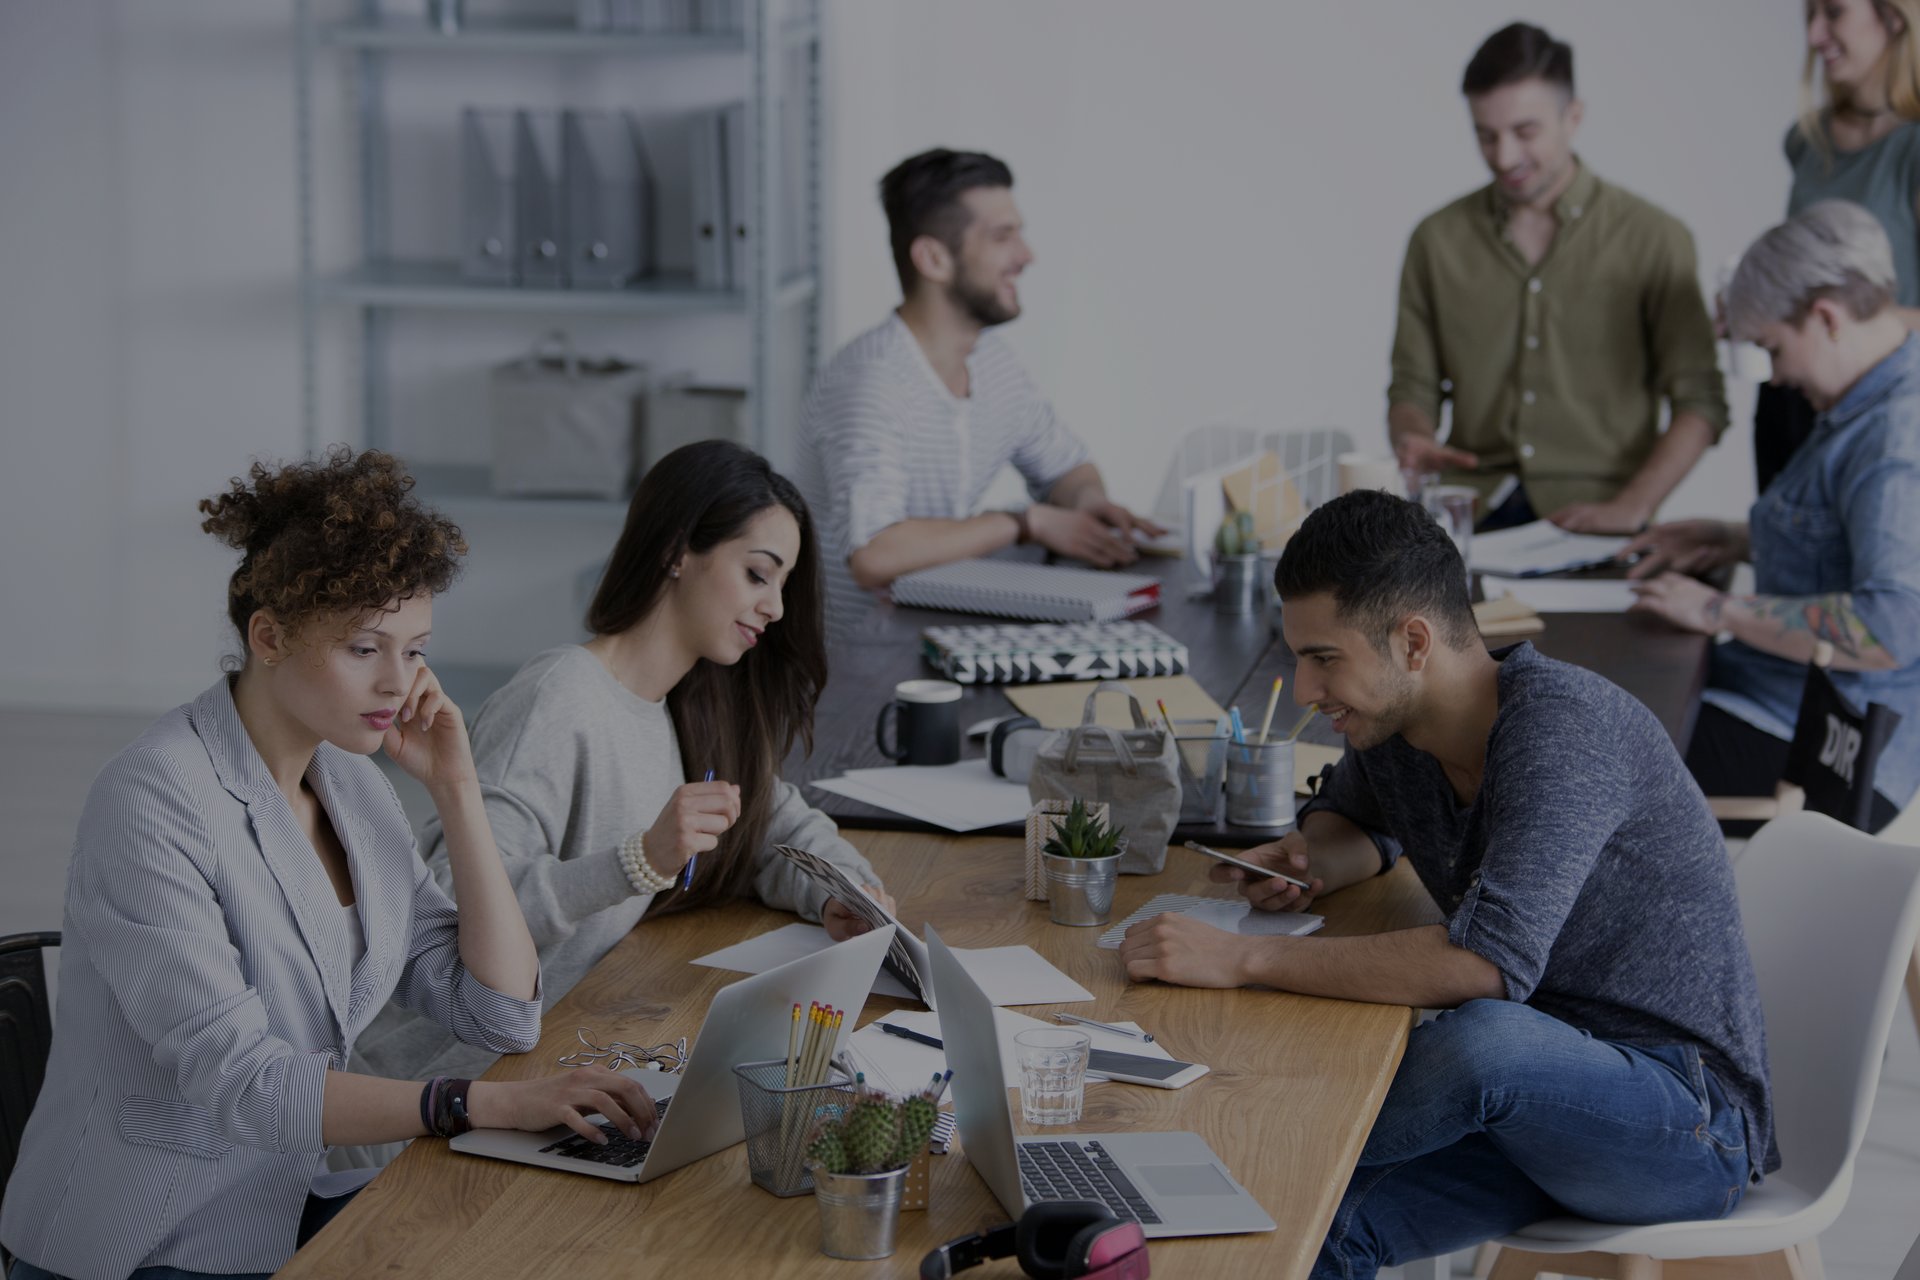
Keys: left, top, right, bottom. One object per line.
{"left": 1097, "top": 893, "right": 1323, "bottom": 949}
{"left": 844, "top": 1008, "right": 1176, "bottom": 1094}
{"left": 808, "top": 759, "right": 1031, "bottom": 832}
{"left": 1470, "top": 521, "right": 1630, "bottom": 578}
{"left": 1493, "top": 579, "right": 1638, "bottom": 613}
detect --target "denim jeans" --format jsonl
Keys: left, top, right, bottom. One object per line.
{"left": 6, "top": 1187, "right": 358, "bottom": 1280}
{"left": 1312, "top": 1000, "right": 1752, "bottom": 1280}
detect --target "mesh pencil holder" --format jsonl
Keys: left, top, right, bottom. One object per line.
{"left": 732, "top": 1058, "right": 855, "bottom": 1197}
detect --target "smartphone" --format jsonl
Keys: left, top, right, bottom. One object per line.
{"left": 1182, "top": 839, "right": 1312, "bottom": 891}
{"left": 1086, "top": 1048, "right": 1209, "bottom": 1090}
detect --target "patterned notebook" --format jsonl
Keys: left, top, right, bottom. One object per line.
{"left": 921, "top": 620, "right": 1189, "bottom": 685}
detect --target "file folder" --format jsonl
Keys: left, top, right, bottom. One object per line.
{"left": 515, "top": 109, "right": 567, "bottom": 289}
{"left": 723, "top": 100, "right": 753, "bottom": 290}
{"left": 564, "top": 110, "right": 653, "bottom": 289}
{"left": 461, "top": 108, "right": 518, "bottom": 285}
{"left": 688, "top": 107, "right": 728, "bottom": 289}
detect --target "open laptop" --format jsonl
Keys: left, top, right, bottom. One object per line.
{"left": 925, "top": 925, "right": 1274, "bottom": 1238}
{"left": 452, "top": 924, "right": 895, "bottom": 1183}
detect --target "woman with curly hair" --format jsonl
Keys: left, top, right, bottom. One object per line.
{"left": 1, "top": 450, "right": 658, "bottom": 1280}
{"left": 353, "top": 440, "right": 892, "bottom": 1092}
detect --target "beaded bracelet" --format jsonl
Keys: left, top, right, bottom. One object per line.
{"left": 619, "top": 830, "right": 676, "bottom": 895}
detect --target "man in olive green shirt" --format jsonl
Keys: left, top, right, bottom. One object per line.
{"left": 1389, "top": 23, "right": 1727, "bottom": 533}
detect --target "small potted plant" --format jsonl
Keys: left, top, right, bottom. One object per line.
{"left": 1213, "top": 509, "right": 1263, "bottom": 614}
{"left": 805, "top": 1084, "right": 941, "bottom": 1260}
{"left": 1039, "top": 797, "right": 1128, "bottom": 926}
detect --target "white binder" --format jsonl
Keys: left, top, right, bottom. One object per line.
{"left": 723, "top": 100, "right": 752, "bottom": 290}
{"left": 460, "top": 108, "right": 517, "bottom": 285}
{"left": 514, "top": 109, "right": 567, "bottom": 288}
{"left": 889, "top": 560, "right": 1164, "bottom": 623}
{"left": 688, "top": 107, "right": 728, "bottom": 290}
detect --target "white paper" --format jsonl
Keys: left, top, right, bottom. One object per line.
{"left": 808, "top": 759, "right": 1032, "bottom": 832}
{"left": 1470, "top": 521, "right": 1629, "bottom": 578}
{"left": 1097, "top": 893, "right": 1323, "bottom": 949}
{"left": 1492, "top": 579, "right": 1637, "bottom": 614}
{"left": 846, "top": 1009, "right": 1174, "bottom": 1093}
{"left": 691, "top": 926, "right": 1088, "bottom": 1007}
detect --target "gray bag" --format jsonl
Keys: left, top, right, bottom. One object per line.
{"left": 489, "top": 332, "right": 649, "bottom": 499}
{"left": 1026, "top": 681, "right": 1181, "bottom": 875}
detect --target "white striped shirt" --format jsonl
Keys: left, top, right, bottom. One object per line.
{"left": 795, "top": 313, "right": 1091, "bottom": 637}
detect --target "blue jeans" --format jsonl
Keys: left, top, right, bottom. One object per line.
{"left": 1312, "top": 1000, "right": 1752, "bottom": 1280}
{"left": 6, "top": 1187, "right": 357, "bottom": 1280}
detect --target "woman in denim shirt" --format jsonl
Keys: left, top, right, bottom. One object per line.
{"left": 1630, "top": 200, "right": 1920, "bottom": 831}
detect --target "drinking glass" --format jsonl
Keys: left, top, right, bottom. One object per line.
{"left": 1014, "top": 1028, "right": 1091, "bottom": 1126}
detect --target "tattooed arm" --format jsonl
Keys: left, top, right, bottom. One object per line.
{"left": 1630, "top": 574, "right": 1899, "bottom": 671}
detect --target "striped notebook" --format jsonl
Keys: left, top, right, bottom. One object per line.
{"left": 922, "top": 621, "right": 1189, "bottom": 684}
{"left": 889, "top": 560, "right": 1162, "bottom": 623}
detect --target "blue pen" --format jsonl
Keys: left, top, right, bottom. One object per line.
{"left": 1229, "top": 706, "right": 1247, "bottom": 745}
{"left": 682, "top": 769, "right": 715, "bottom": 890}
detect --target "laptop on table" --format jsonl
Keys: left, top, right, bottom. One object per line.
{"left": 925, "top": 924, "right": 1274, "bottom": 1238}
{"left": 451, "top": 924, "right": 895, "bottom": 1183}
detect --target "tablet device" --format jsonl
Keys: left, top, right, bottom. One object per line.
{"left": 1182, "top": 840, "right": 1311, "bottom": 891}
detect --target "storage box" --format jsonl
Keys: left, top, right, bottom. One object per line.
{"left": 641, "top": 383, "right": 748, "bottom": 473}
{"left": 489, "top": 342, "right": 648, "bottom": 498}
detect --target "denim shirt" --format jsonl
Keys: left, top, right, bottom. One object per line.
{"left": 1704, "top": 333, "right": 1920, "bottom": 807}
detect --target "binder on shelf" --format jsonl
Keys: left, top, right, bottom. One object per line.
{"left": 889, "top": 561, "right": 1163, "bottom": 623}
{"left": 515, "top": 109, "right": 567, "bottom": 289}
{"left": 461, "top": 108, "right": 518, "bottom": 285}
{"left": 564, "top": 110, "right": 653, "bottom": 290}
{"left": 723, "top": 100, "right": 752, "bottom": 290}
{"left": 688, "top": 107, "right": 729, "bottom": 290}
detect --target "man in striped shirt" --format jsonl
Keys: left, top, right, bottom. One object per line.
{"left": 796, "top": 148, "right": 1161, "bottom": 636}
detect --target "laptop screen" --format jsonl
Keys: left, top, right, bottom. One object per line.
{"left": 925, "top": 924, "right": 1027, "bottom": 1215}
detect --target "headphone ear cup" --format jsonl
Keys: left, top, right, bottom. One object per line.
{"left": 1014, "top": 1201, "right": 1113, "bottom": 1280}
{"left": 1058, "top": 1215, "right": 1131, "bottom": 1279}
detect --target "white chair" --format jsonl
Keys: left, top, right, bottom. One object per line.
{"left": 1896, "top": 1231, "right": 1920, "bottom": 1280}
{"left": 1481, "top": 811, "right": 1920, "bottom": 1280}
{"left": 1147, "top": 424, "right": 1356, "bottom": 533}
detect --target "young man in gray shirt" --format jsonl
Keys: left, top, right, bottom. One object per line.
{"left": 1119, "top": 490, "right": 1774, "bottom": 1276}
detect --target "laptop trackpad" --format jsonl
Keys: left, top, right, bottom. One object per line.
{"left": 1140, "top": 1163, "right": 1237, "bottom": 1198}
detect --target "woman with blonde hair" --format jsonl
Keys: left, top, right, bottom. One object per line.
{"left": 1759, "top": 0, "right": 1920, "bottom": 487}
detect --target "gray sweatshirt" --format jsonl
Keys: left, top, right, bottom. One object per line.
{"left": 353, "top": 645, "right": 882, "bottom": 1082}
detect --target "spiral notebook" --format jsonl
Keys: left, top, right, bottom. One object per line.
{"left": 921, "top": 620, "right": 1189, "bottom": 684}
{"left": 889, "top": 560, "right": 1162, "bottom": 623}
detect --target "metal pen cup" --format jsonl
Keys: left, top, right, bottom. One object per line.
{"left": 1224, "top": 738, "right": 1295, "bottom": 829}
{"left": 1212, "top": 553, "right": 1263, "bottom": 615}
{"left": 1173, "top": 718, "right": 1229, "bottom": 824}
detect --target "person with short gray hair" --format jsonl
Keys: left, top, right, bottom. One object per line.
{"left": 1627, "top": 199, "right": 1920, "bottom": 829}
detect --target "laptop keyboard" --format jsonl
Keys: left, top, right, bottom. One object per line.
{"left": 1018, "top": 1140, "right": 1161, "bottom": 1225}
{"left": 537, "top": 1095, "right": 672, "bottom": 1169}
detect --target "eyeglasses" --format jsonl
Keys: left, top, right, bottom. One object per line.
{"left": 557, "top": 1027, "right": 689, "bottom": 1074}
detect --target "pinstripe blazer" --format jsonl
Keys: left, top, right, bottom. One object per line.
{"left": 0, "top": 680, "right": 542, "bottom": 1280}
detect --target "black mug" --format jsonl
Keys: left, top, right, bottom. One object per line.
{"left": 875, "top": 679, "right": 962, "bottom": 766}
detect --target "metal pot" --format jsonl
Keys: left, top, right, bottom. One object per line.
{"left": 1042, "top": 844, "right": 1125, "bottom": 926}
{"left": 811, "top": 1163, "right": 909, "bottom": 1259}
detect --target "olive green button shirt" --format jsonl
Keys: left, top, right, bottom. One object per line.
{"left": 1388, "top": 161, "right": 1727, "bottom": 516}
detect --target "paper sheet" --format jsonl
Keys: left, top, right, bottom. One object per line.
{"left": 691, "top": 926, "right": 1090, "bottom": 1007}
{"left": 1492, "top": 579, "right": 1638, "bottom": 613}
{"left": 1098, "top": 893, "right": 1323, "bottom": 949}
{"left": 1006, "top": 674, "right": 1228, "bottom": 729}
{"left": 1470, "top": 521, "right": 1630, "bottom": 578}
{"left": 845, "top": 1009, "right": 1174, "bottom": 1093}
{"left": 809, "top": 759, "right": 1032, "bottom": 831}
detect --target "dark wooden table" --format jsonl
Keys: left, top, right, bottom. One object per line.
{"left": 788, "top": 567, "right": 1712, "bottom": 839}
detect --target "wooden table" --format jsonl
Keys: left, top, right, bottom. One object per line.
{"left": 280, "top": 831, "right": 1443, "bottom": 1279}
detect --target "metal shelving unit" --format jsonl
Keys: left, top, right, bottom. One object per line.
{"left": 292, "top": 0, "right": 824, "bottom": 479}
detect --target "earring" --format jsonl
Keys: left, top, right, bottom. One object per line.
{"left": 670, "top": 567, "right": 680, "bottom": 579}
{"left": 262, "top": 656, "right": 281, "bottom": 667}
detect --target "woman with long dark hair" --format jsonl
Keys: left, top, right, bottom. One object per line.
{"left": 355, "top": 440, "right": 890, "bottom": 1090}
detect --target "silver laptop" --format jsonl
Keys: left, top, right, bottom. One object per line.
{"left": 925, "top": 925, "right": 1274, "bottom": 1238}
{"left": 452, "top": 924, "right": 895, "bottom": 1183}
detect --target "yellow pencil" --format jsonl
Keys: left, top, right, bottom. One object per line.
{"left": 783, "top": 1001, "right": 802, "bottom": 1087}
{"left": 1282, "top": 703, "right": 1318, "bottom": 741}
{"left": 1155, "top": 698, "right": 1178, "bottom": 736}
{"left": 1256, "top": 676, "right": 1284, "bottom": 744}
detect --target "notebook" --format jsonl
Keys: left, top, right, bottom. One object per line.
{"left": 921, "top": 620, "right": 1189, "bottom": 684}
{"left": 889, "top": 560, "right": 1162, "bottom": 623}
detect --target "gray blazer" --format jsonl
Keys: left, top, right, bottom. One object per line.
{"left": 0, "top": 681, "right": 542, "bottom": 1280}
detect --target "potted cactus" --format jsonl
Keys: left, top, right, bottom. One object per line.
{"left": 805, "top": 1084, "right": 942, "bottom": 1260}
{"left": 1039, "top": 798, "right": 1128, "bottom": 926}
{"left": 1213, "top": 509, "right": 1263, "bottom": 614}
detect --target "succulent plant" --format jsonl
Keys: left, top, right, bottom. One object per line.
{"left": 1040, "top": 797, "right": 1125, "bottom": 861}
{"left": 807, "top": 1081, "right": 946, "bottom": 1176}
{"left": 1214, "top": 509, "right": 1258, "bottom": 557}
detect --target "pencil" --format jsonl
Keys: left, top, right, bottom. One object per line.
{"left": 1256, "top": 676, "right": 1283, "bottom": 744}
{"left": 1155, "top": 698, "right": 1178, "bottom": 737}
{"left": 783, "top": 1001, "right": 801, "bottom": 1087}
{"left": 1282, "top": 704, "right": 1318, "bottom": 741}
{"left": 682, "top": 768, "right": 715, "bottom": 891}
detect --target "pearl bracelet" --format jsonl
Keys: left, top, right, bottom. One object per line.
{"left": 619, "top": 830, "right": 676, "bottom": 895}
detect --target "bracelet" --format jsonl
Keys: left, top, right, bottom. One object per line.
{"left": 619, "top": 830, "right": 677, "bottom": 895}
{"left": 429, "top": 1077, "right": 475, "bottom": 1138}
{"left": 419, "top": 1077, "right": 439, "bottom": 1136}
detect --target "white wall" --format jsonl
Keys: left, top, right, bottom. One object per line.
{"left": 820, "top": 0, "right": 1802, "bottom": 520}
{"left": 0, "top": 0, "right": 1805, "bottom": 712}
